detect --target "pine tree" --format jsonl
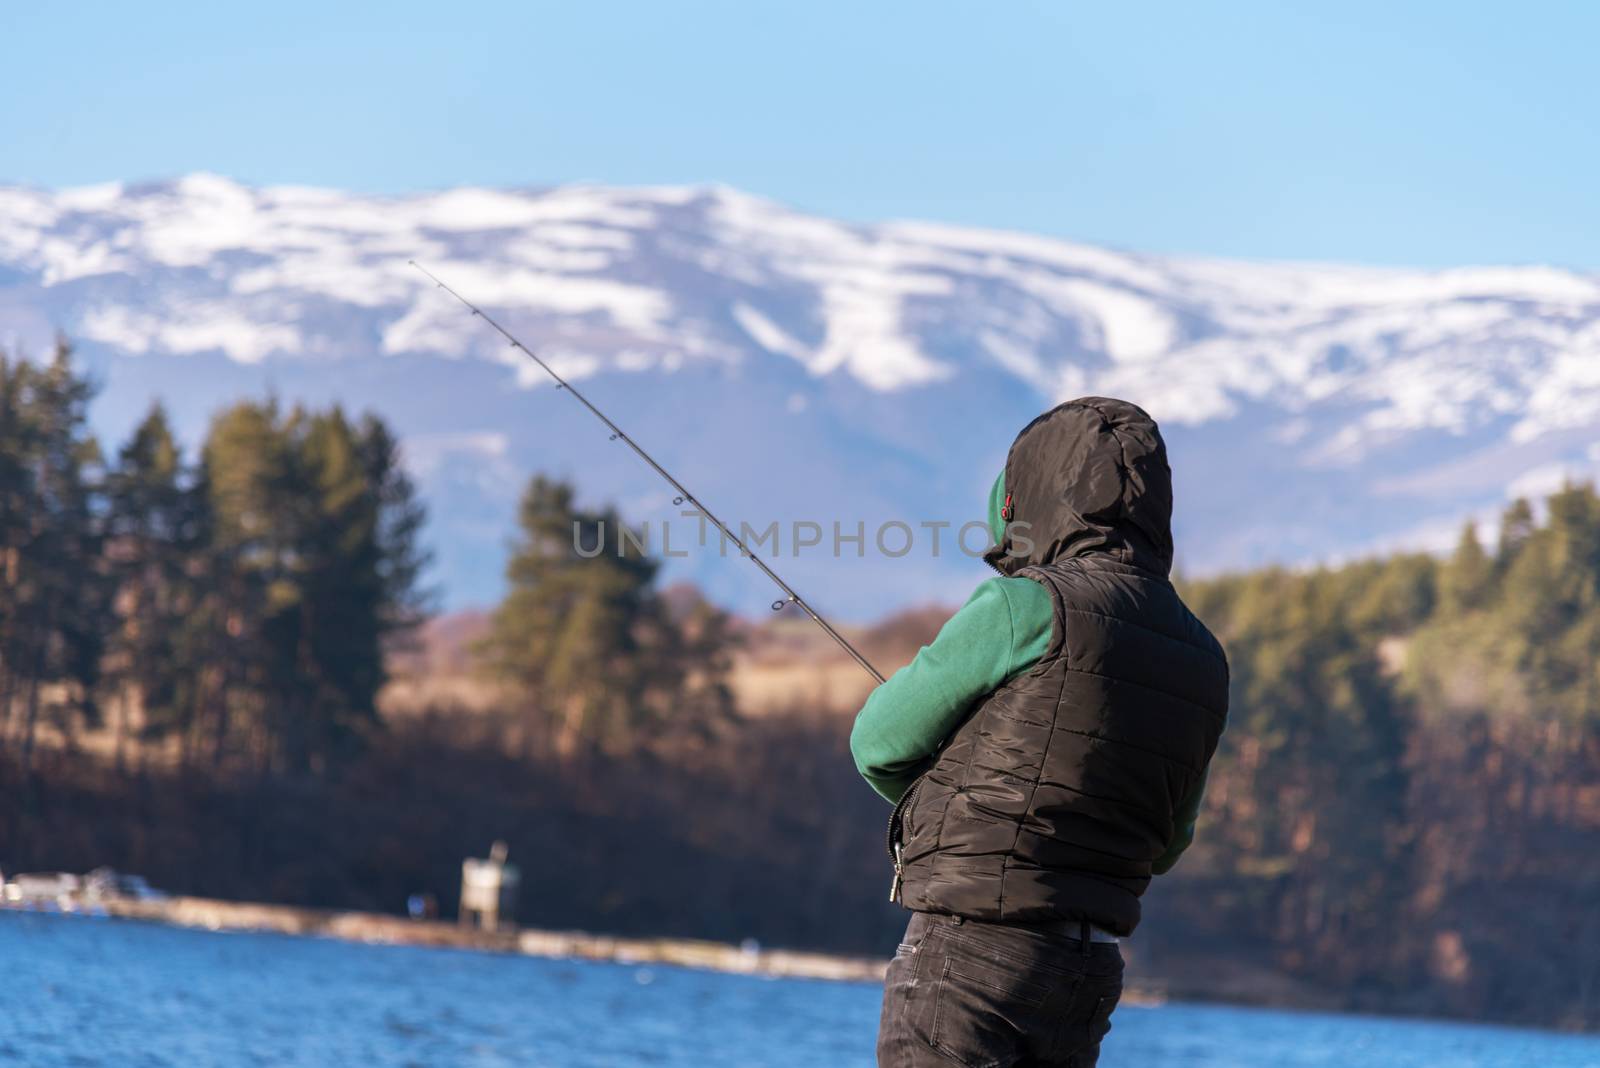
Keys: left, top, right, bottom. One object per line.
{"left": 356, "top": 414, "right": 430, "bottom": 641}
{"left": 104, "top": 404, "right": 204, "bottom": 768}
{"left": 277, "top": 407, "right": 430, "bottom": 771}
{"left": 477, "top": 475, "right": 725, "bottom": 755}
{"left": 195, "top": 400, "right": 430, "bottom": 773}
{"left": 1441, "top": 520, "right": 1494, "bottom": 613}
{"left": 0, "top": 351, "right": 33, "bottom": 754}
{"left": 0, "top": 342, "right": 108, "bottom": 783}
{"left": 1498, "top": 497, "right": 1536, "bottom": 564}
{"left": 197, "top": 400, "right": 288, "bottom": 769}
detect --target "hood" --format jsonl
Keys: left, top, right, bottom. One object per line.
{"left": 983, "top": 397, "right": 1174, "bottom": 577}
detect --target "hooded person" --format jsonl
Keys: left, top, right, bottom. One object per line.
{"left": 852, "top": 397, "right": 1228, "bottom": 1068}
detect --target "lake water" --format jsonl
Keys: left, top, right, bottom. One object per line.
{"left": 5, "top": 912, "right": 1599, "bottom": 1067}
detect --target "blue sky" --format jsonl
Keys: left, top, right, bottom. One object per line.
{"left": 4, "top": 1, "right": 1595, "bottom": 268}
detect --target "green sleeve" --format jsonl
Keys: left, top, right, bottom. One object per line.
{"left": 849, "top": 576, "right": 1053, "bottom": 803}
{"left": 1151, "top": 768, "right": 1209, "bottom": 875}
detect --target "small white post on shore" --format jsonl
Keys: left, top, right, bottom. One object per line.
{"left": 459, "top": 840, "right": 520, "bottom": 933}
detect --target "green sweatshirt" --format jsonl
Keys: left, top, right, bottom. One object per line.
{"left": 848, "top": 471, "right": 1207, "bottom": 875}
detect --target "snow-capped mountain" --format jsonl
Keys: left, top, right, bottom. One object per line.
{"left": 2, "top": 173, "right": 1598, "bottom": 617}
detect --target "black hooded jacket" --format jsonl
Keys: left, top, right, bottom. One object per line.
{"left": 894, "top": 397, "right": 1229, "bottom": 935}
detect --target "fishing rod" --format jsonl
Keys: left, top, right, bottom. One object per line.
{"left": 409, "top": 261, "right": 886, "bottom": 685}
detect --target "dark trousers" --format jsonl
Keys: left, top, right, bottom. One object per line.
{"left": 876, "top": 912, "right": 1124, "bottom": 1068}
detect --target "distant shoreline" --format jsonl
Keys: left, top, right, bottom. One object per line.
{"left": 5, "top": 895, "right": 889, "bottom": 984}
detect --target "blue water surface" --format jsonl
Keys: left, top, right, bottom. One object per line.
{"left": 3, "top": 912, "right": 1598, "bottom": 1067}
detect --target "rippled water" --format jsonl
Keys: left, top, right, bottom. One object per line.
{"left": 5, "top": 912, "right": 1599, "bottom": 1067}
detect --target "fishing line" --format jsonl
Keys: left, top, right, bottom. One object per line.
{"left": 409, "top": 261, "right": 886, "bottom": 685}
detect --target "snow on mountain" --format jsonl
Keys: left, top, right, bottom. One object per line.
{"left": 2, "top": 174, "right": 1597, "bottom": 617}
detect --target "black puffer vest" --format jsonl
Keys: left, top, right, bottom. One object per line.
{"left": 892, "top": 398, "right": 1228, "bottom": 936}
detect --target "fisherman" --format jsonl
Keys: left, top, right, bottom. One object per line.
{"left": 852, "top": 397, "right": 1228, "bottom": 1068}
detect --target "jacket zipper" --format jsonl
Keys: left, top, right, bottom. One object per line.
{"left": 885, "top": 776, "right": 923, "bottom": 903}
